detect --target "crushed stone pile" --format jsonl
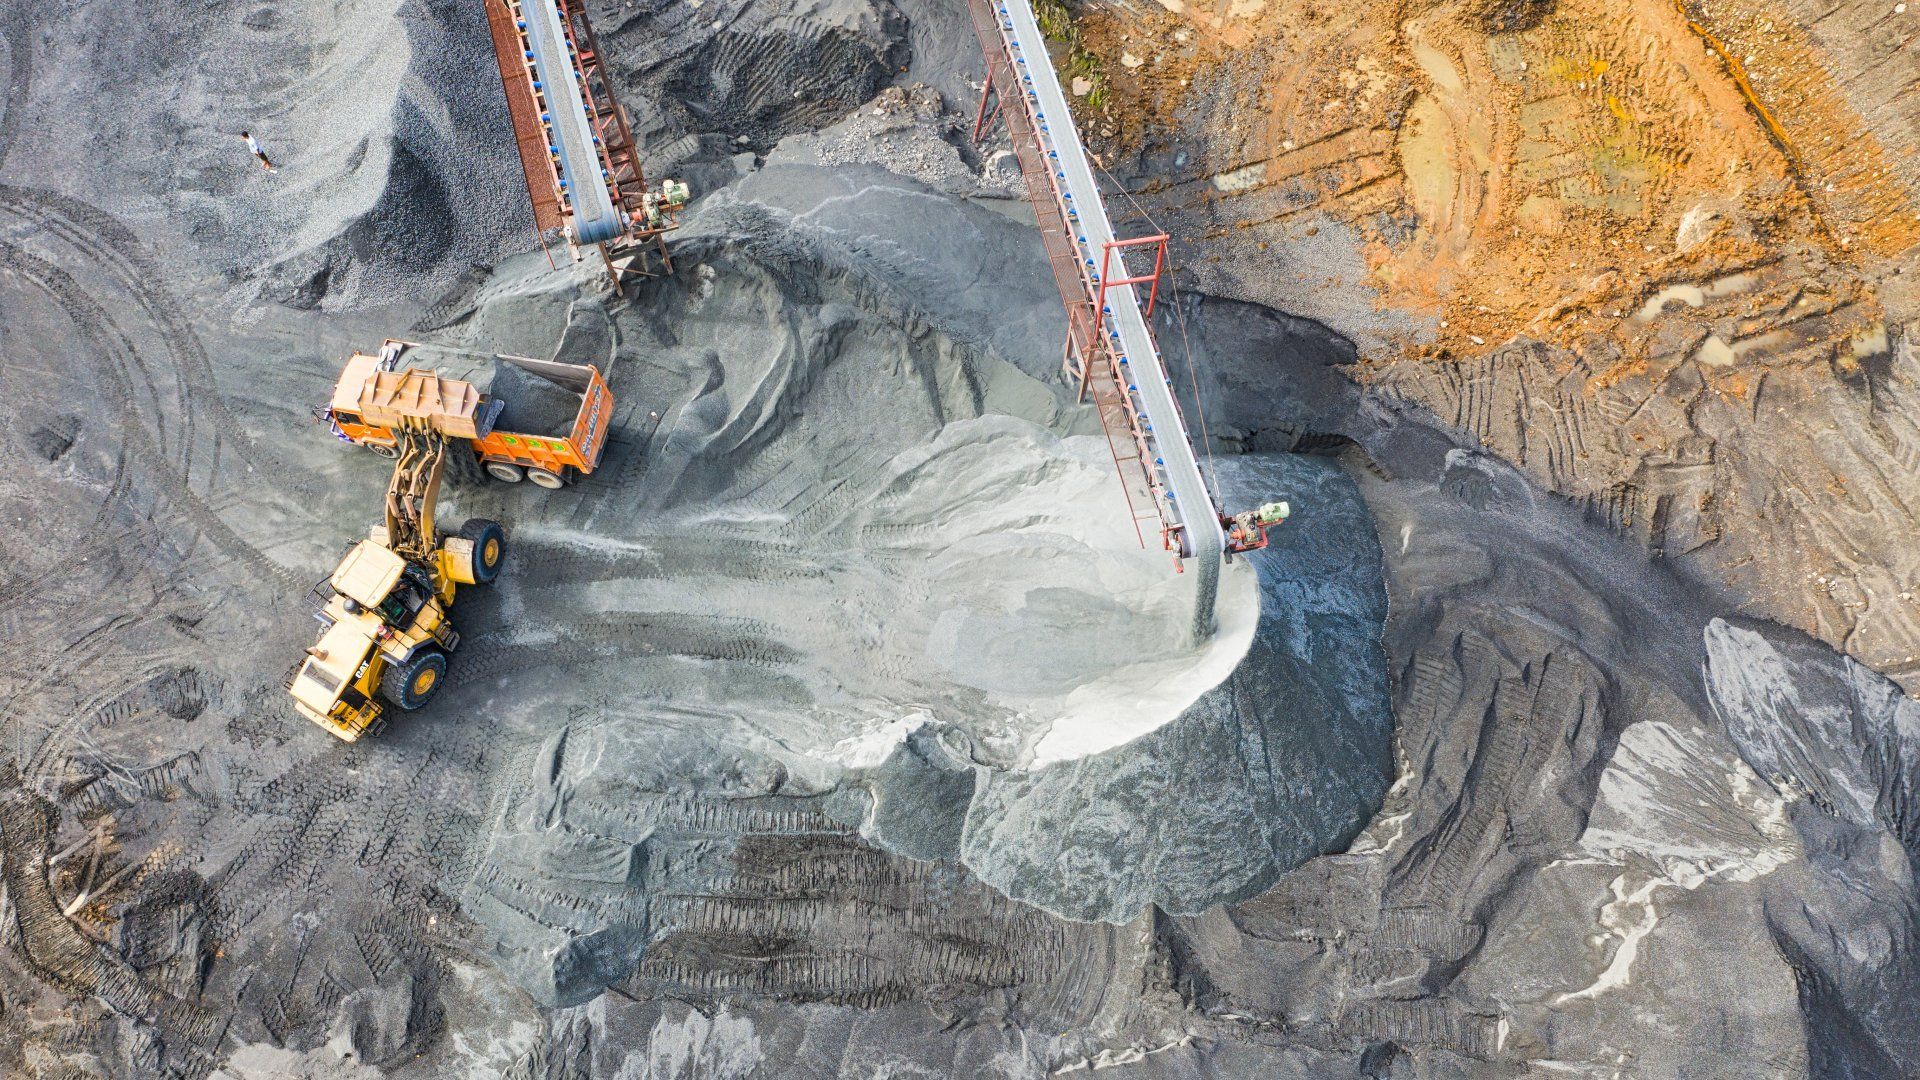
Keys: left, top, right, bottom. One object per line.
{"left": 4, "top": 0, "right": 526, "bottom": 311}
{"left": 435, "top": 169, "right": 1392, "bottom": 1004}
{"left": 485, "top": 361, "right": 580, "bottom": 439}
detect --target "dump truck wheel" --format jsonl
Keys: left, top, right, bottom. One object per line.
{"left": 459, "top": 518, "right": 506, "bottom": 585}
{"left": 380, "top": 648, "right": 447, "bottom": 712}
{"left": 486, "top": 461, "right": 524, "bottom": 483}
{"left": 369, "top": 442, "right": 399, "bottom": 459}
{"left": 526, "top": 467, "right": 565, "bottom": 489}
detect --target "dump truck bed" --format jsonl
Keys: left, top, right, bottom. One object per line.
{"left": 422, "top": 348, "right": 590, "bottom": 438}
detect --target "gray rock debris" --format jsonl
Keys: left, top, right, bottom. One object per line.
{"left": 451, "top": 166, "right": 1392, "bottom": 1005}
{"left": 766, "top": 84, "right": 1023, "bottom": 199}
{"left": 1705, "top": 618, "right": 1920, "bottom": 1074}
{"left": 11, "top": 0, "right": 1920, "bottom": 1067}
{"left": 3, "top": 0, "right": 526, "bottom": 310}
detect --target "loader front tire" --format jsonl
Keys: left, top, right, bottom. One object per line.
{"left": 458, "top": 518, "right": 506, "bottom": 585}
{"left": 380, "top": 648, "right": 447, "bottom": 712}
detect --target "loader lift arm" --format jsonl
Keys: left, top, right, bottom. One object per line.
{"left": 383, "top": 427, "right": 451, "bottom": 563}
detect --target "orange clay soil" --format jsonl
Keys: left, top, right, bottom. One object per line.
{"left": 1068, "top": 0, "right": 1919, "bottom": 377}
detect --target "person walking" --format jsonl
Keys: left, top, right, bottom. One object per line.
{"left": 240, "top": 130, "right": 275, "bottom": 171}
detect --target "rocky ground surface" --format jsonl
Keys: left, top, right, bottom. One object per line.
{"left": 2, "top": 0, "right": 1920, "bottom": 1076}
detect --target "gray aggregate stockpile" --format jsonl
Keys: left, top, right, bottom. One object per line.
{"left": 2, "top": 0, "right": 525, "bottom": 310}
{"left": 450, "top": 165, "right": 1393, "bottom": 1003}
{"left": 485, "top": 361, "right": 582, "bottom": 439}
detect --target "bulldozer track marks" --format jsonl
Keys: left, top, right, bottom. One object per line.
{"left": 1331, "top": 999, "right": 1502, "bottom": 1060}
{"left": 0, "top": 763, "right": 228, "bottom": 1063}
{"left": 63, "top": 751, "right": 208, "bottom": 821}
{"left": 465, "top": 728, "right": 1108, "bottom": 1020}
{"left": 1386, "top": 630, "right": 1608, "bottom": 921}
{"left": 1379, "top": 321, "right": 1920, "bottom": 684}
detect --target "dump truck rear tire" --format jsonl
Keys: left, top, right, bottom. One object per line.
{"left": 459, "top": 518, "right": 506, "bottom": 585}
{"left": 485, "top": 461, "right": 524, "bottom": 483}
{"left": 526, "top": 467, "right": 565, "bottom": 489}
{"left": 380, "top": 648, "right": 448, "bottom": 712}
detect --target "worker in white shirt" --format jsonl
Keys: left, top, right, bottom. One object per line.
{"left": 240, "top": 130, "right": 275, "bottom": 171}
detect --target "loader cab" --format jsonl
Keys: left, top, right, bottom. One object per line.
{"left": 331, "top": 541, "right": 440, "bottom": 629}
{"left": 331, "top": 541, "right": 408, "bottom": 611}
{"left": 289, "top": 541, "right": 443, "bottom": 742}
{"left": 377, "top": 565, "right": 436, "bottom": 628}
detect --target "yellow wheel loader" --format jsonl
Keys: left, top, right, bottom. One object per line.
{"left": 286, "top": 357, "right": 512, "bottom": 741}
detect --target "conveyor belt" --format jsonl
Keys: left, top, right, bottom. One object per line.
{"left": 985, "top": 0, "right": 1226, "bottom": 636}
{"left": 510, "top": 0, "right": 623, "bottom": 244}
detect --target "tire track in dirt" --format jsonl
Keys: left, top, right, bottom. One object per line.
{"left": 447, "top": 611, "right": 802, "bottom": 688}
{"left": 0, "top": 238, "right": 305, "bottom": 787}
{"left": 0, "top": 241, "right": 190, "bottom": 754}
{"left": 0, "top": 190, "right": 209, "bottom": 490}
{"left": 22, "top": 656, "right": 188, "bottom": 786}
{"left": 1, "top": 247, "right": 141, "bottom": 530}
{"left": 0, "top": 184, "right": 315, "bottom": 497}
{"left": 0, "top": 507, "right": 198, "bottom": 745}
{"left": 0, "top": 581, "right": 221, "bottom": 790}
{"left": 0, "top": 241, "right": 302, "bottom": 594}
{"left": 0, "top": 2, "right": 32, "bottom": 166}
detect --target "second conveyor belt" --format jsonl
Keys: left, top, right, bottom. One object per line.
{"left": 990, "top": 0, "right": 1226, "bottom": 637}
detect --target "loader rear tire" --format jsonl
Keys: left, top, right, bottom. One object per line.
{"left": 380, "top": 649, "right": 447, "bottom": 712}
{"left": 458, "top": 518, "right": 506, "bottom": 585}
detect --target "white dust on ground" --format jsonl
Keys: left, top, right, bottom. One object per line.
{"left": 1015, "top": 556, "right": 1257, "bottom": 768}
{"left": 477, "top": 413, "right": 1259, "bottom": 775}
{"left": 1536, "top": 714, "right": 1800, "bottom": 1006}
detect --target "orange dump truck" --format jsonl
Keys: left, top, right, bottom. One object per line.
{"left": 320, "top": 339, "right": 613, "bottom": 488}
